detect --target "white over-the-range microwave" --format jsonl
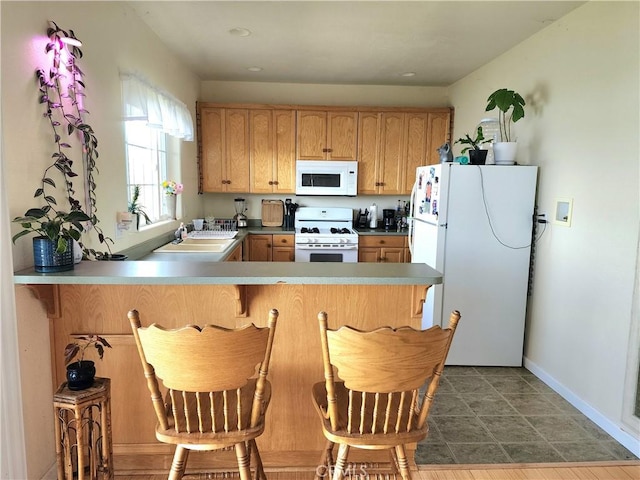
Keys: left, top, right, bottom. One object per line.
{"left": 295, "top": 160, "right": 358, "bottom": 196}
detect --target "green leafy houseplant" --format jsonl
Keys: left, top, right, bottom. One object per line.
{"left": 455, "top": 126, "right": 493, "bottom": 154}
{"left": 128, "top": 185, "right": 151, "bottom": 227}
{"left": 12, "top": 21, "right": 111, "bottom": 257}
{"left": 485, "top": 88, "right": 526, "bottom": 142}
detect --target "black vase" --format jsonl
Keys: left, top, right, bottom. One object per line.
{"left": 32, "top": 236, "right": 74, "bottom": 273}
{"left": 468, "top": 149, "right": 488, "bottom": 165}
{"left": 66, "top": 360, "right": 96, "bottom": 390}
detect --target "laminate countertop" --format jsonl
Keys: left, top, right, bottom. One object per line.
{"left": 13, "top": 261, "right": 441, "bottom": 286}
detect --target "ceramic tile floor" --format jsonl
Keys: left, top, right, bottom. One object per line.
{"left": 416, "top": 366, "right": 639, "bottom": 464}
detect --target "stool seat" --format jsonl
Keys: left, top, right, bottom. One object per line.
{"left": 53, "top": 377, "right": 113, "bottom": 480}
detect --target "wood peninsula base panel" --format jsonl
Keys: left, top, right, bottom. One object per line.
{"left": 51, "top": 284, "right": 426, "bottom": 471}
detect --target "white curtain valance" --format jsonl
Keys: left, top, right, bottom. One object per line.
{"left": 120, "top": 73, "right": 194, "bottom": 141}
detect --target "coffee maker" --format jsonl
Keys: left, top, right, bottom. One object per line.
{"left": 383, "top": 209, "right": 396, "bottom": 231}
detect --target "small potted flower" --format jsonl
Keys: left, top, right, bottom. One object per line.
{"left": 64, "top": 335, "right": 112, "bottom": 390}
{"left": 161, "top": 180, "right": 183, "bottom": 219}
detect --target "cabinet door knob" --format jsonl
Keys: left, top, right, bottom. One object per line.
{"left": 268, "top": 181, "right": 274, "bottom": 185}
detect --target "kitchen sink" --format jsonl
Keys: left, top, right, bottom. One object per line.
{"left": 153, "top": 237, "right": 236, "bottom": 253}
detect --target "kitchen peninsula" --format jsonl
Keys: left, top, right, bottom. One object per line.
{"left": 14, "top": 260, "right": 441, "bottom": 472}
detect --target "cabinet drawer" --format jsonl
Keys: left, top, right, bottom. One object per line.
{"left": 359, "top": 235, "right": 405, "bottom": 248}
{"left": 272, "top": 234, "right": 294, "bottom": 246}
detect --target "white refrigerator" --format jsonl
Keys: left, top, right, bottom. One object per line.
{"left": 409, "top": 163, "right": 538, "bottom": 366}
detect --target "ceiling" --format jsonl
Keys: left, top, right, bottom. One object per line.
{"left": 128, "top": 1, "right": 585, "bottom": 87}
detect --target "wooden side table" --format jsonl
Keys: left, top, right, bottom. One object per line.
{"left": 53, "top": 377, "right": 114, "bottom": 480}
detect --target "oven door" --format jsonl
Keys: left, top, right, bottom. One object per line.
{"left": 295, "top": 245, "right": 358, "bottom": 263}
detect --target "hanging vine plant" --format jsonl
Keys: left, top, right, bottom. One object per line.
{"left": 12, "top": 21, "right": 111, "bottom": 258}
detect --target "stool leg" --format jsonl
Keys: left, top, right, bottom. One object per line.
{"left": 53, "top": 407, "right": 66, "bottom": 480}
{"left": 332, "top": 444, "right": 349, "bottom": 480}
{"left": 74, "top": 407, "right": 85, "bottom": 480}
{"left": 234, "top": 442, "right": 251, "bottom": 480}
{"left": 394, "top": 445, "right": 412, "bottom": 480}
{"left": 168, "top": 446, "right": 189, "bottom": 480}
{"left": 100, "top": 396, "right": 114, "bottom": 479}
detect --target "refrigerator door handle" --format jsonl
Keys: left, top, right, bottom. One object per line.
{"left": 408, "top": 179, "right": 418, "bottom": 258}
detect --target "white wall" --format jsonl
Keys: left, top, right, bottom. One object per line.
{"left": 449, "top": 1, "right": 639, "bottom": 449}
{"left": 2, "top": 2, "right": 202, "bottom": 271}
{"left": 1, "top": 2, "right": 201, "bottom": 477}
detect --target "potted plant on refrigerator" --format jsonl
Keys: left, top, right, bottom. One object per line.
{"left": 485, "top": 88, "right": 526, "bottom": 165}
{"left": 455, "top": 126, "right": 493, "bottom": 165}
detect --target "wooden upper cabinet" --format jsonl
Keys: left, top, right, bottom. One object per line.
{"left": 297, "top": 110, "right": 358, "bottom": 160}
{"left": 358, "top": 110, "right": 451, "bottom": 195}
{"left": 426, "top": 112, "right": 451, "bottom": 166}
{"left": 357, "top": 112, "right": 381, "bottom": 196}
{"left": 404, "top": 113, "right": 430, "bottom": 191}
{"left": 358, "top": 111, "right": 406, "bottom": 195}
{"left": 199, "top": 107, "right": 224, "bottom": 192}
{"left": 199, "top": 103, "right": 451, "bottom": 194}
{"left": 249, "top": 110, "right": 295, "bottom": 194}
{"left": 379, "top": 112, "right": 406, "bottom": 195}
{"left": 199, "top": 107, "right": 250, "bottom": 193}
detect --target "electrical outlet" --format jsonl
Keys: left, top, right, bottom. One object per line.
{"left": 537, "top": 213, "right": 547, "bottom": 224}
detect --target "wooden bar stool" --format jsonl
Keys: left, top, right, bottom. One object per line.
{"left": 53, "top": 377, "right": 114, "bottom": 480}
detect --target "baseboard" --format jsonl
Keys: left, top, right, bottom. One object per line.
{"left": 523, "top": 356, "right": 640, "bottom": 456}
{"left": 40, "top": 463, "right": 56, "bottom": 480}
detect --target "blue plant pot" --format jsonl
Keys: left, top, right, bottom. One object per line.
{"left": 32, "top": 236, "right": 74, "bottom": 273}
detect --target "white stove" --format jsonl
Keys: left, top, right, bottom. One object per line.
{"left": 294, "top": 207, "right": 358, "bottom": 263}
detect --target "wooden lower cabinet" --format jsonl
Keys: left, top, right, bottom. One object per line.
{"left": 358, "top": 235, "right": 408, "bottom": 263}
{"left": 272, "top": 234, "right": 295, "bottom": 262}
{"left": 47, "top": 283, "right": 429, "bottom": 471}
{"left": 225, "top": 243, "right": 243, "bottom": 261}
{"left": 248, "top": 234, "right": 294, "bottom": 262}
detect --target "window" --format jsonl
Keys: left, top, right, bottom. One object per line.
{"left": 120, "top": 72, "right": 194, "bottom": 227}
{"left": 125, "top": 121, "right": 168, "bottom": 225}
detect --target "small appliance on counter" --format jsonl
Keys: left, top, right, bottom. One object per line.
{"left": 233, "top": 198, "right": 248, "bottom": 228}
{"left": 383, "top": 209, "right": 396, "bottom": 230}
{"left": 356, "top": 208, "right": 369, "bottom": 228}
{"left": 284, "top": 199, "right": 299, "bottom": 230}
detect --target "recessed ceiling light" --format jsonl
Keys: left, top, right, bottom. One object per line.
{"left": 400, "top": 72, "right": 416, "bottom": 77}
{"left": 229, "top": 27, "right": 251, "bottom": 37}
{"left": 247, "top": 66, "right": 263, "bottom": 72}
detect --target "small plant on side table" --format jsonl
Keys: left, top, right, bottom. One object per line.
{"left": 64, "top": 335, "right": 112, "bottom": 391}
